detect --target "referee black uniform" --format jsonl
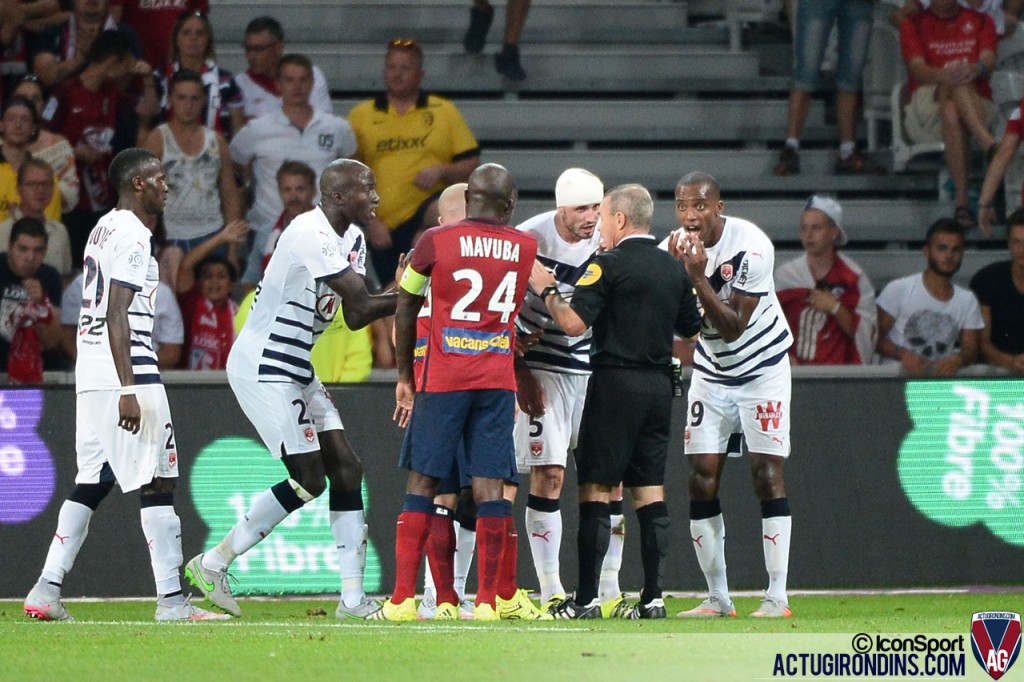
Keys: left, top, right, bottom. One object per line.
{"left": 567, "top": 233, "right": 701, "bottom": 612}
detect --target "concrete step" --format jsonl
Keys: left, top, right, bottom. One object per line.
{"left": 774, "top": 248, "right": 1003, "bottom": 290}
{"left": 217, "top": 44, "right": 763, "bottom": 94}
{"left": 209, "top": 1, "right": 710, "bottom": 45}
{"left": 334, "top": 97, "right": 830, "bottom": 144}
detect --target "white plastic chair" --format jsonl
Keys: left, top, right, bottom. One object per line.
{"left": 891, "top": 80, "right": 946, "bottom": 172}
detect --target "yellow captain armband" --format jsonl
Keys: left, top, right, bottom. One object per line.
{"left": 400, "top": 267, "right": 430, "bottom": 296}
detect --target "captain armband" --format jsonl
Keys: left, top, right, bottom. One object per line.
{"left": 399, "top": 267, "right": 430, "bottom": 296}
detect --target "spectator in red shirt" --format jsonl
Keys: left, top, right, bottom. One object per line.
{"left": 900, "top": 0, "right": 999, "bottom": 230}
{"left": 978, "top": 96, "right": 1024, "bottom": 236}
{"left": 109, "top": 0, "right": 207, "bottom": 72}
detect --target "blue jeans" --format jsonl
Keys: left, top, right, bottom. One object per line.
{"left": 791, "top": 0, "right": 874, "bottom": 92}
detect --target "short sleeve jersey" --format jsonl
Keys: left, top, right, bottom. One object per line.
{"left": 515, "top": 210, "right": 601, "bottom": 374}
{"left": 775, "top": 252, "right": 878, "bottom": 365}
{"left": 900, "top": 7, "right": 997, "bottom": 97}
{"left": 348, "top": 93, "right": 480, "bottom": 229}
{"left": 970, "top": 260, "right": 1024, "bottom": 354}
{"left": 877, "top": 273, "right": 984, "bottom": 361}
{"left": 406, "top": 218, "right": 537, "bottom": 393}
{"left": 681, "top": 216, "right": 793, "bottom": 385}
{"left": 226, "top": 207, "right": 366, "bottom": 385}
{"left": 75, "top": 209, "right": 161, "bottom": 390}
{"left": 571, "top": 235, "right": 701, "bottom": 370}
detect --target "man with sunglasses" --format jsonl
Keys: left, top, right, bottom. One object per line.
{"left": 348, "top": 38, "right": 480, "bottom": 286}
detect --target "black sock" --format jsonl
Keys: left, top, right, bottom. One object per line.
{"left": 637, "top": 502, "right": 670, "bottom": 605}
{"left": 576, "top": 501, "right": 610, "bottom": 606}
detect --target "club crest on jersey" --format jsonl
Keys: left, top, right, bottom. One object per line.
{"left": 577, "top": 263, "right": 602, "bottom": 286}
{"left": 168, "top": 451, "right": 177, "bottom": 468}
{"left": 720, "top": 263, "right": 734, "bottom": 282}
{"left": 530, "top": 441, "right": 543, "bottom": 458}
{"left": 304, "top": 426, "right": 316, "bottom": 443}
{"left": 755, "top": 401, "right": 783, "bottom": 431}
{"left": 971, "top": 612, "right": 1021, "bottom": 680}
{"left": 316, "top": 293, "right": 340, "bottom": 322}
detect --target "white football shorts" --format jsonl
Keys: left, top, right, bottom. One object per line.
{"left": 228, "top": 373, "right": 344, "bottom": 457}
{"left": 75, "top": 385, "right": 178, "bottom": 492}
{"left": 514, "top": 371, "right": 589, "bottom": 472}
{"left": 684, "top": 360, "right": 792, "bottom": 458}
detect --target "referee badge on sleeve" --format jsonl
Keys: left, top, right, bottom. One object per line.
{"left": 576, "top": 263, "right": 602, "bottom": 287}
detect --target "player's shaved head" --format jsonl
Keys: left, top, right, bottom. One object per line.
{"left": 320, "top": 158, "right": 371, "bottom": 196}
{"left": 110, "top": 148, "right": 160, "bottom": 194}
{"left": 438, "top": 182, "right": 468, "bottom": 225}
{"left": 465, "top": 163, "right": 516, "bottom": 222}
{"left": 676, "top": 171, "right": 720, "bottom": 201}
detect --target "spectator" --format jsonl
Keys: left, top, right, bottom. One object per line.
{"left": 348, "top": 38, "right": 480, "bottom": 283}
{"left": 1, "top": 0, "right": 30, "bottom": 98}
{"left": 59, "top": 262, "right": 183, "bottom": 369}
{"left": 977, "top": 93, "right": 1024, "bottom": 237}
{"left": 969, "top": 208, "right": 1024, "bottom": 373}
{"left": 108, "top": 0, "right": 208, "bottom": 71}
{"left": 233, "top": 16, "right": 332, "bottom": 122}
{"left": 463, "top": 0, "right": 532, "bottom": 82}
{"left": 42, "top": 30, "right": 140, "bottom": 264}
{"left": 0, "top": 158, "right": 72, "bottom": 278}
{"left": 177, "top": 251, "right": 238, "bottom": 371}
{"left": 230, "top": 53, "right": 355, "bottom": 287}
{"left": 0, "top": 217, "right": 62, "bottom": 383}
{"left": 154, "top": 11, "right": 245, "bottom": 138}
{"left": 142, "top": 69, "right": 243, "bottom": 286}
{"left": 773, "top": 0, "right": 876, "bottom": 176}
{"left": 891, "top": 0, "right": 1022, "bottom": 38}
{"left": 775, "top": 195, "right": 877, "bottom": 364}
{"left": 877, "top": 218, "right": 983, "bottom": 376}
{"left": 29, "top": 0, "right": 143, "bottom": 89}
{"left": 899, "top": 0, "right": 998, "bottom": 230}
{"left": 0, "top": 97, "right": 62, "bottom": 222}
{"left": 12, "top": 75, "right": 79, "bottom": 212}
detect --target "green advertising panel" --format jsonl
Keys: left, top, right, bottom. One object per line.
{"left": 189, "top": 436, "right": 382, "bottom": 594}
{"left": 899, "top": 380, "right": 1024, "bottom": 546}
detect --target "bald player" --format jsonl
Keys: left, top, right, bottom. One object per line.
{"left": 186, "top": 159, "right": 401, "bottom": 620}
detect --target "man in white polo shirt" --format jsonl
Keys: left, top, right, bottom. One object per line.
{"left": 230, "top": 53, "right": 356, "bottom": 287}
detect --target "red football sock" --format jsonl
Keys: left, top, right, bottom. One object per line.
{"left": 393, "top": 511, "right": 430, "bottom": 603}
{"left": 497, "top": 515, "right": 518, "bottom": 601}
{"left": 426, "top": 512, "right": 458, "bottom": 606}
{"left": 474, "top": 516, "right": 506, "bottom": 608}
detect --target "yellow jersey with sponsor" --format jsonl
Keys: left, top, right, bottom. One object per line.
{"left": 348, "top": 93, "right": 479, "bottom": 229}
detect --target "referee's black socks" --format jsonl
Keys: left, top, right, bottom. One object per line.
{"left": 637, "top": 501, "right": 670, "bottom": 605}
{"left": 576, "top": 501, "right": 611, "bottom": 606}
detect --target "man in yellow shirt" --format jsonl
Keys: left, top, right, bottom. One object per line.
{"left": 348, "top": 38, "right": 480, "bottom": 285}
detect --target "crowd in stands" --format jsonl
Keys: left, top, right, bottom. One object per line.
{"left": 0, "top": 0, "right": 1022, "bottom": 384}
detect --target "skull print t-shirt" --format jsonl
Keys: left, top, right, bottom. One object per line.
{"left": 877, "top": 273, "right": 984, "bottom": 362}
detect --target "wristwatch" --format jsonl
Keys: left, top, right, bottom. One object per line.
{"left": 539, "top": 285, "right": 559, "bottom": 299}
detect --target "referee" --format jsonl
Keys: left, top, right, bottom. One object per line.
{"left": 528, "top": 183, "right": 702, "bottom": 619}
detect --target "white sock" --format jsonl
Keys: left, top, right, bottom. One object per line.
{"left": 331, "top": 510, "right": 367, "bottom": 607}
{"left": 453, "top": 522, "right": 476, "bottom": 601}
{"left": 41, "top": 500, "right": 93, "bottom": 584}
{"left": 141, "top": 505, "right": 183, "bottom": 596}
{"left": 762, "top": 515, "right": 792, "bottom": 603}
{"left": 839, "top": 140, "right": 856, "bottom": 159}
{"left": 423, "top": 554, "right": 436, "bottom": 602}
{"left": 598, "top": 513, "right": 625, "bottom": 602}
{"left": 525, "top": 506, "right": 564, "bottom": 603}
{"left": 204, "top": 488, "right": 290, "bottom": 572}
{"left": 690, "top": 514, "right": 730, "bottom": 602}
{"left": 785, "top": 137, "right": 800, "bottom": 150}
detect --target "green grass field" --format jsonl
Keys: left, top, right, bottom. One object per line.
{"left": 1, "top": 592, "right": 1014, "bottom": 681}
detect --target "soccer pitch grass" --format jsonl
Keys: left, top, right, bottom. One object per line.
{"left": 0, "top": 592, "right": 1013, "bottom": 682}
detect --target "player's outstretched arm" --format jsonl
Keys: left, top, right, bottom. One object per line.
{"left": 107, "top": 282, "right": 141, "bottom": 434}
{"left": 328, "top": 269, "right": 398, "bottom": 330}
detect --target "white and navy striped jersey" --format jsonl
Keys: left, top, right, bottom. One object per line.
{"left": 516, "top": 210, "right": 601, "bottom": 374}
{"left": 76, "top": 209, "right": 161, "bottom": 391}
{"left": 227, "top": 206, "right": 366, "bottom": 385}
{"left": 688, "top": 216, "right": 792, "bottom": 386}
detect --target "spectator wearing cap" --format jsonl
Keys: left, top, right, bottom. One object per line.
{"left": 348, "top": 37, "right": 480, "bottom": 286}
{"left": 775, "top": 195, "right": 878, "bottom": 364}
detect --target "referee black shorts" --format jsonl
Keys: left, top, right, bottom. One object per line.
{"left": 574, "top": 366, "right": 673, "bottom": 488}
